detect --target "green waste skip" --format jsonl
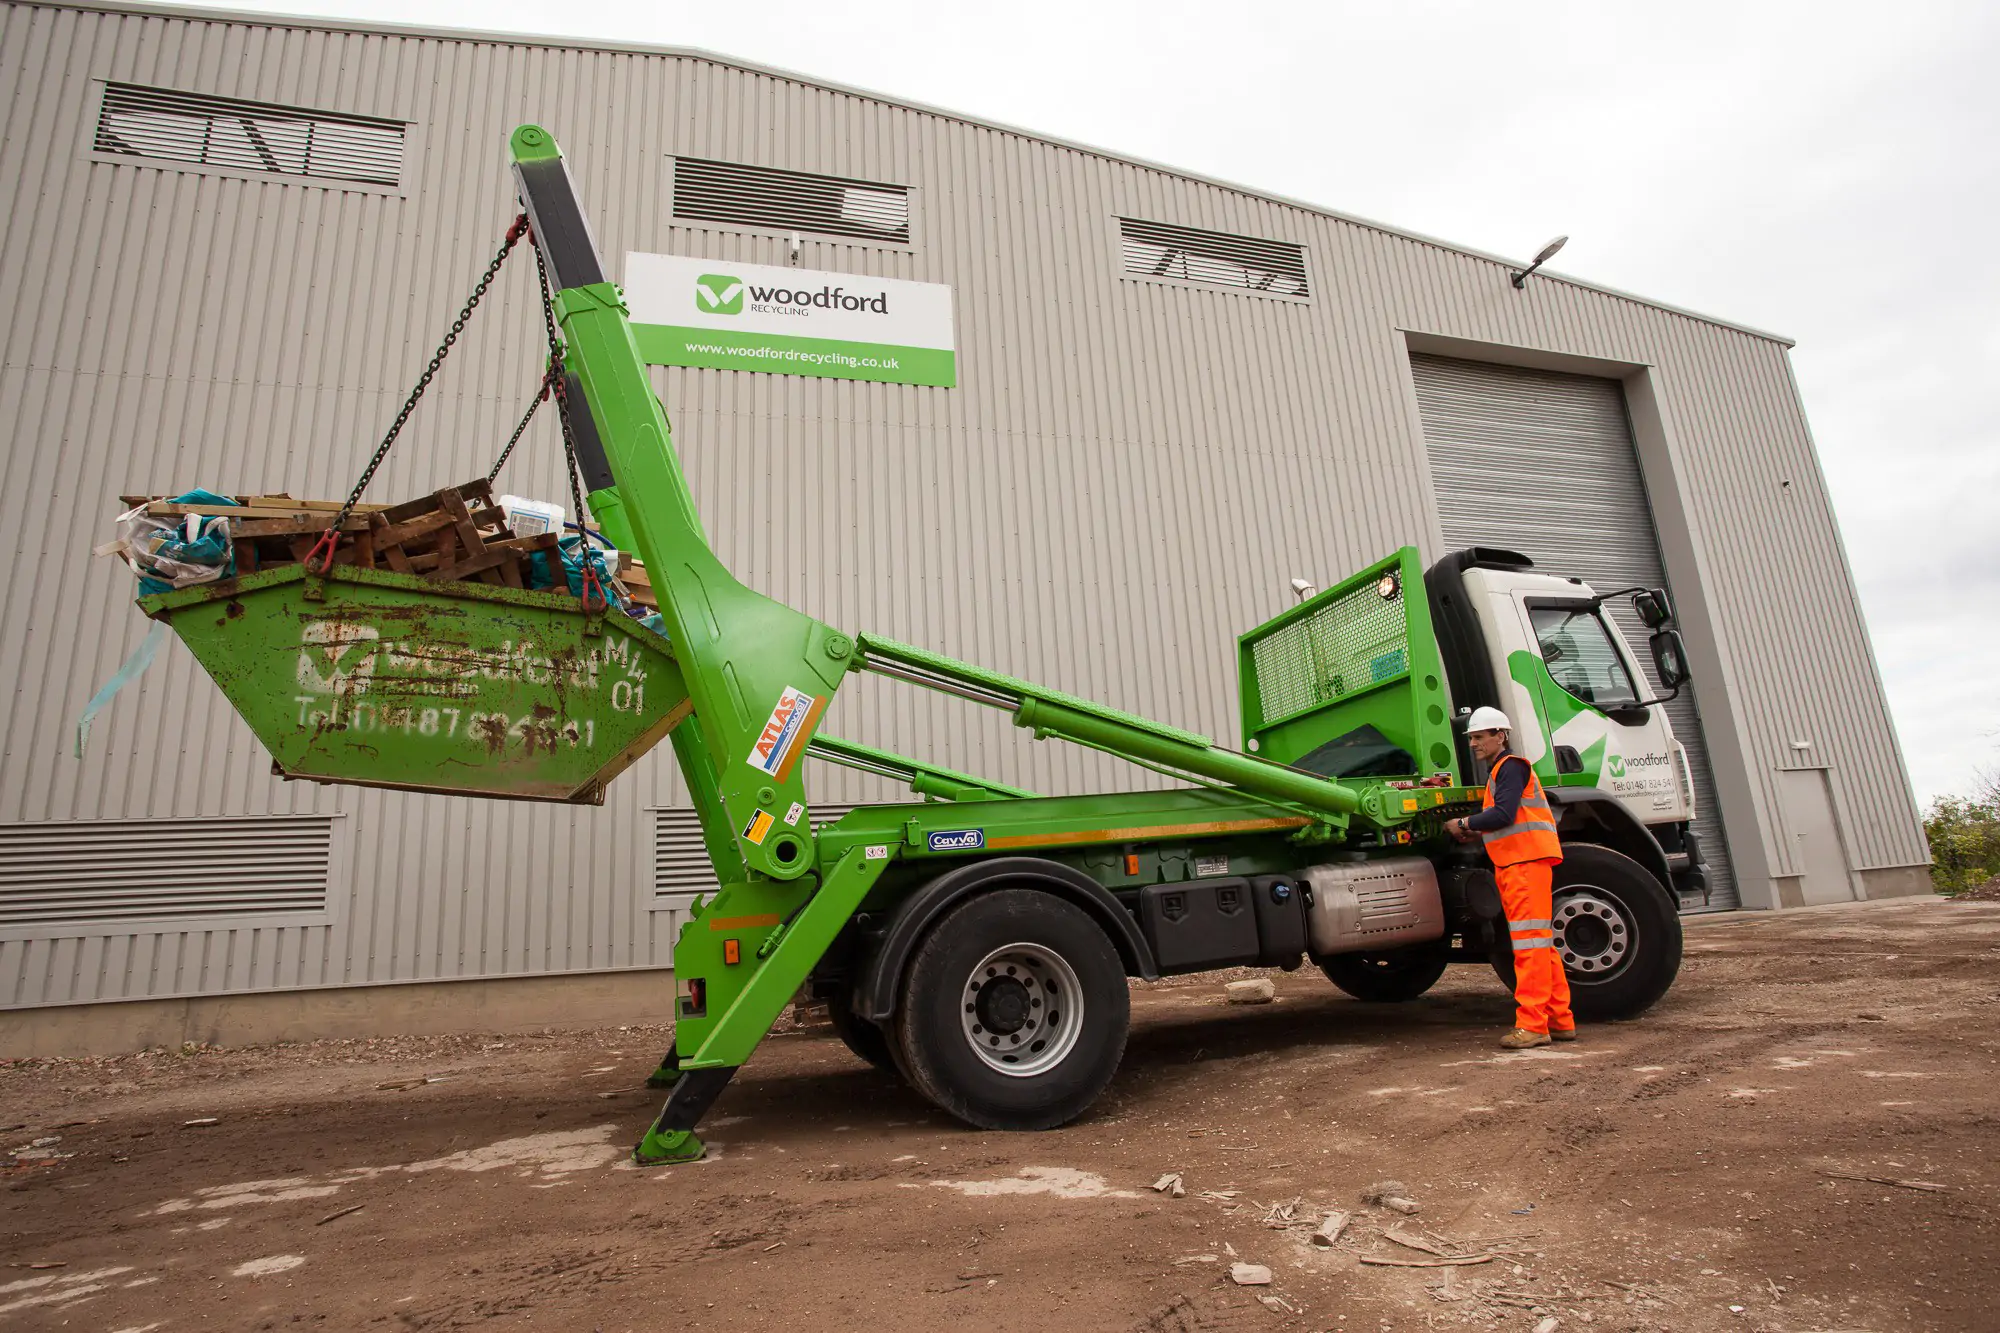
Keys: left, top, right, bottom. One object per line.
{"left": 141, "top": 563, "right": 689, "bottom": 803}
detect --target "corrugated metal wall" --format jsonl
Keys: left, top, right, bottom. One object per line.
{"left": 0, "top": 0, "right": 1927, "bottom": 1009}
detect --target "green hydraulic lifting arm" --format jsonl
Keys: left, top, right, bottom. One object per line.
{"left": 505, "top": 126, "right": 1362, "bottom": 1164}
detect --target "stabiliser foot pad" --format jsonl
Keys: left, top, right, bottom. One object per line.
{"left": 631, "top": 1064, "right": 735, "bottom": 1168}
{"left": 633, "top": 1128, "right": 705, "bottom": 1166}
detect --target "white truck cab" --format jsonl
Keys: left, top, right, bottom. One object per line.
{"left": 1424, "top": 548, "right": 1709, "bottom": 905}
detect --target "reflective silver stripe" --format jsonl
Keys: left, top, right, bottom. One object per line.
{"left": 1511, "top": 937, "right": 1554, "bottom": 951}
{"left": 1482, "top": 817, "right": 1559, "bottom": 844}
{"left": 1508, "top": 919, "right": 1552, "bottom": 931}
{"left": 1499, "top": 818, "right": 1559, "bottom": 835}
{"left": 1482, "top": 758, "right": 1562, "bottom": 849}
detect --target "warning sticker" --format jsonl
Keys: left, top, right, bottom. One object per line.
{"left": 741, "top": 810, "right": 775, "bottom": 845}
{"left": 784, "top": 801, "right": 806, "bottom": 827}
{"left": 746, "top": 685, "right": 825, "bottom": 781}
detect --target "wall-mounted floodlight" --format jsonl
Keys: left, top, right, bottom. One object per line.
{"left": 1509, "top": 235, "right": 1568, "bottom": 288}
{"left": 1289, "top": 577, "right": 1317, "bottom": 603}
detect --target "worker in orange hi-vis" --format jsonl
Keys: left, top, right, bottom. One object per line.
{"left": 1444, "top": 707, "right": 1574, "bottom": 1049}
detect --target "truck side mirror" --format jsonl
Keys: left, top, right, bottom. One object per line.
{"left": 1650, "top": 629, "right": 1690, "bottom": 689}
{"left": 1633, "top": 588, "right": 1673, "bottom": 628}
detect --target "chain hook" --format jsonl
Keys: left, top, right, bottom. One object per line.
{"left": 579, "top": 557, "right": 609, "bottom": 615}
{"left": 301, "top": 526, "right": 341, "bottom": 576}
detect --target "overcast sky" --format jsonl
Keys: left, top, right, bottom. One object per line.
{"left": 228, "top": 0, "right": 2000, "bottom": 804}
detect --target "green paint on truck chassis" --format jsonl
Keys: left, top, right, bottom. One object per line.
{"left": 136, "top": 125, "right": 1481, "bottom": 1167}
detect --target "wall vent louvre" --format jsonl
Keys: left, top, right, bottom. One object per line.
{"left": 652, "top": 806, "right": 858, "bottom": 899}
{"left": 1118, "top": 217, "right": 1309, "bottom": 297}
{"left": 0, "top": 816, "right": 336, "bottom": 926}
{"left": 93, "top": 83, "right": 406, "bottom": 188}
{"left": 671, "top": 158, "right": 911, "bottom": 243}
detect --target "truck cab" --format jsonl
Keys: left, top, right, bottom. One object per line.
{"left": 1424, "top": 548, "right": 1708, "bottom": 903}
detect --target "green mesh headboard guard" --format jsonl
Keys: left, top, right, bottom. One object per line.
{"left": 1246, "top": 577, "right": 1411, "bottom": 727}
{"left": 1236, "top": 548, "right": 1460, "bottom": 783}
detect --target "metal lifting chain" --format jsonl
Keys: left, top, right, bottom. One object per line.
{"left": 530, "top": 239, "right": 608, "bottom": 612}
{"left": 484, "top": 367, "right": 555, "bottom": 485}
{"left": 306, "top": 212, "right": 530, "bottom": 572}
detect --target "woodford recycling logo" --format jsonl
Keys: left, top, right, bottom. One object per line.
{"left": 624, "top": 252, "right": 957, "bottom": 387}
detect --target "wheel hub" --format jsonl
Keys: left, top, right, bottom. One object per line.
{"left": 975, "top": 976, "right": 1032, "bottom": 1034}
{"left": 1554, "top": 889, "right": 1634, "bottom": 977}
{"left": 960, "top": 942, "right": 1084, "bottom": 1077}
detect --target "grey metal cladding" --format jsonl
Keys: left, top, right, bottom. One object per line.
{"left": 672, "top": 157, "right": 910, "bottom": 244}
{"left": 0, "top": 1, "right": 1927, "bottom": 1008}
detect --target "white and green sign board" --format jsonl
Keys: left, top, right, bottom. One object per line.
{"left": 623, "top": 253, "right": 956, "bottom": 387}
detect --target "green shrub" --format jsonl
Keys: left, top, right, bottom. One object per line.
{"left": 1925, "top": 771, "right": 2000, "bottom": 894}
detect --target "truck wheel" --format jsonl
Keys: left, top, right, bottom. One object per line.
{"left": 1491, "top": 844, "right": 1683, "bottom": 1020}
{"left": 827, "top": 990, "right": 899, "bottom": 1074}
{"left": 1320, "top": 947, "right": 1449, "bottom": 1002}
{"left": 893, "top": 888, "right": 1128, "bottom": 1131}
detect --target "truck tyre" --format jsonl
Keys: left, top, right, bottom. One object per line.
{"left": 1320, "top": 947, "right": 1450, "bottom": 1002}
{"left": 827, "top": 990, "right": 899, "bottom": 1074}
{"left": 1491, "top": 843, "right": 1683, "bottom": 1020}
{"left": 893, "top": 888, "right": 1128, "bottom": 1131}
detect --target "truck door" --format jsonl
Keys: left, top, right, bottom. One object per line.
{"left": 1521, "top": 598, "right": 1688, "bottom": 822}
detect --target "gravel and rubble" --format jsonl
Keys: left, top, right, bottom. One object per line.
{"left": 3, "top": 896, "right": 1994, "bottom": 1332}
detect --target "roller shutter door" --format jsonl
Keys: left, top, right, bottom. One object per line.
{"left": 1411, "top": 354, "right": 1737, "bottom": 911}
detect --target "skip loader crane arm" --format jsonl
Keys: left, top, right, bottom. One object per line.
{"left": 513, "top": 127, "right": 878, "bottom": 1163}
{"left": 508, "top": 126, "right": 1366, "bottom": 1164}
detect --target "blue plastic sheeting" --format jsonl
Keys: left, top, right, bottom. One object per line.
{"left": 75, "top": 620, "right": 169, "bottom": 757}
{"left": 524, "top": 534, "right": 671, "bottom": 642}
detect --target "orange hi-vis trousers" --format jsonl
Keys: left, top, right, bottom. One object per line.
{"left": 1498, "top": 859, "right": 1573, "bottom": 1035}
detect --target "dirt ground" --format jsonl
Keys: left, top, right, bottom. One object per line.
{"left": 4, "top": 896, "right": 1996, "bottom": 1333}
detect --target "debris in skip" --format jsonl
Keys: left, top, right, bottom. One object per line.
{"left": 105, "top": 481, "right": 662, "bottom": 616}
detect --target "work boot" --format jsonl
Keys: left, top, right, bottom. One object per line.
{"left": 1499, "top": 1027, "right": 1551, "bottom": 1050}
{"left": 1550, "top": 1026, "right": 1577, "bottom": 1042}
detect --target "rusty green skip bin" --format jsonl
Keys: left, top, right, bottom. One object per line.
{"left": 140, "top": 564, "right": 690, "bottom": 803}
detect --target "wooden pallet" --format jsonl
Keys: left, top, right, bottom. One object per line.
{"left": 613, "top": 555, "right": 657, "bottom": 610}
{"left": 122, "top": 481, "right": 562, "bottom": 591}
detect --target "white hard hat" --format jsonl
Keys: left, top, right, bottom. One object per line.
{"left": 1466, "top": 706, "right": 1512, "bottom": 733}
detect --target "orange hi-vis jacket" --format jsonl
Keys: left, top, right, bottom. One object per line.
{"left": 1481, "top": 754, "right": 1563, "bottom": 866}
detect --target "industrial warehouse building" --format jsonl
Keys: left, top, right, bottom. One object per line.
{"left": 0, "top": 0, "right": 1932, "bottom": 1053}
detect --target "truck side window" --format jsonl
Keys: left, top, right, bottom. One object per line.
{"left": 1529, "top": 607, "right": 1640, "bottom": 708}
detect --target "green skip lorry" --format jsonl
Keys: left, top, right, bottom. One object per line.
{"left": 132, "top": 127, "right": 1704, "bottom": 1165}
